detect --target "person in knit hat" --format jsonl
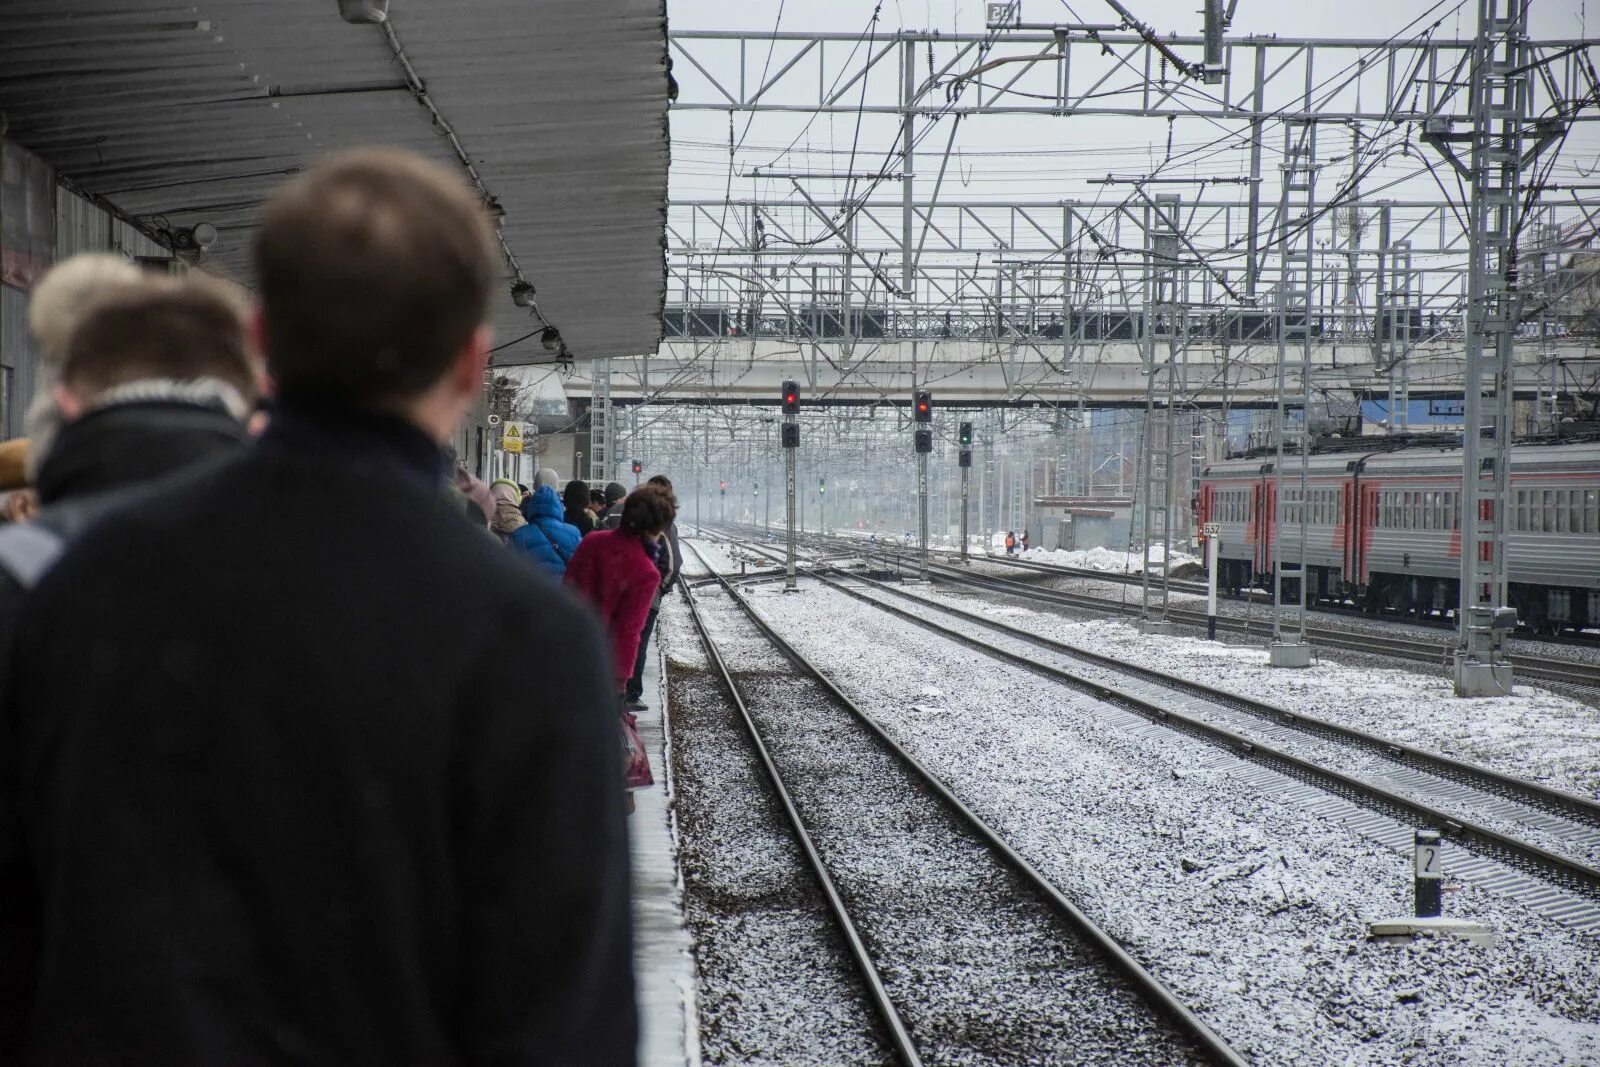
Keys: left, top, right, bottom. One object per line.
{"left": 488, "top": 478, "right": 526, "bottom": 542}
{"left": 535, "top": 467, "right": 561, "bottom": 492}
{"left": 599, "top": 481, "right": 627, "bottom": 530}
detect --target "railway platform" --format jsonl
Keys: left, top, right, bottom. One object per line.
{"left": 630, "top": 634, "right": 701, "bottom": 1067}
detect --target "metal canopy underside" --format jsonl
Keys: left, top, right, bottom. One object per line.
{"left": 0, "top": 0, "right": 670, "bottom": 366}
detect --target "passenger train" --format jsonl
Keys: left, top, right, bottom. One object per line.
{"left": 1196, "top": 438, "right": 1600, "bottom": 633}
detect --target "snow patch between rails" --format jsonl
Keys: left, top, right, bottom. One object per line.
{"left": 736, "top": 580, "right": 1600, "bottom": 1067}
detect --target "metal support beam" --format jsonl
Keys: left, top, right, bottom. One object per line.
{"left": 1271, "top": 120, "right": 1317, "bottom": 669}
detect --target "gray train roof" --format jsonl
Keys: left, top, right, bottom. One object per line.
{"left": 1203, "top": 440, "right": 1600, "bottom": 479}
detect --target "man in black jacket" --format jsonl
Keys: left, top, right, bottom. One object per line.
{"left": 0, "top": 275, "right": 255, "bottom": 608}
{"left": 0, "top": 150, "right": 634, "bottom": 1065}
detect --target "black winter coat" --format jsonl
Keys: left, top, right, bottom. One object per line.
{"left": 0, "top": 400, "right": 249, "bottom": 623}
{"left": 0, "top": 408, "right": 635, "bottom": 1066}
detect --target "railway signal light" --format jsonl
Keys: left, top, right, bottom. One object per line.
{"left": 631, "top": 459, "right": 642, "bottom": 475}
{"left": 914, "top": 428, "right": 933, "bottom": 454}
{"left": 781, "top": 380, "right": 800, "bottom": 415}
{"left": 719, "top": 480, "right": 727, "bottom": 495}
{"left": 818, "top": 477, "right": 826, "bottom": 495}
{"left": 958, "top": 420, "right": 972, "bottom": 447}
{"left": 914, "top": 390, "right": 933, "bottom": 423}
{"left": 781, "top": 423, "right": 800, "bottom": 448}
{"left": 959, "top": 449, "right": 972, "bottom": 468}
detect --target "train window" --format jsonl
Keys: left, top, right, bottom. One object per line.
{"left": 1515, "top": 490, "right": 1528, "bottom": 532}
{"left": 1544, "top": 489, "right": 1556, "bottom": 533}
{"left": 1586, "top": 488, "right": 1599, "bottom": 534}
{"left": 1570, "top": 490, "right": 1583, "bottom": 535}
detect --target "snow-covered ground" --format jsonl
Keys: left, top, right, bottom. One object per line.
{"left": 694, "top": 588, "right": 1203, "bottom": 1066}
{"left": 835, "top": 581, "right": 1600, "bottom": 869}
{"left": 715, "top": 581, "right": 1600, "bottom": 1066}
{"left": 889, "top": 580, "right": 1600, "bottom": 798}
{"left": 961, "top": 557, "right": 1600, "bottom": 670}
{"left": 1014, "top": 545, "right": 1202, "bottom": 573}
{"left": 657, "top": 594, "right": 893, "bottom": 1067}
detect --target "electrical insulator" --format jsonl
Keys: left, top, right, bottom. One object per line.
{"left": 781, "top": 379, "right": 800, "bottom": 415}
{"left": 914, "top": 428, "right": 933, "bottom": 454}
{"left": 914, "top": 390, "right": 933, "bottom": 423}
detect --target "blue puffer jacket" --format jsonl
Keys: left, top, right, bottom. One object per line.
{"left": 511, "top": 485, "right": 583, "bottom": 577}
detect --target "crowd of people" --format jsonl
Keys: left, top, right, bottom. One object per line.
{"left": 0, "top": 148, "right": 654, "bottom": 1063}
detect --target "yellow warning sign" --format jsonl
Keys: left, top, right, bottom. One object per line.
{"left": 501, "top": 422, "right": 524, "bottom": 454}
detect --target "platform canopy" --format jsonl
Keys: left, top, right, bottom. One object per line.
{"left": 0, "top": 0, "right": 670, "bottom": 365}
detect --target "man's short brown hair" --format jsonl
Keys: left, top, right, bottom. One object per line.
{"left": 62, "top": 277, "right": 257, "bottom": 403}
{"left": 253, "top": 149, "right": 498, "bottom": 407}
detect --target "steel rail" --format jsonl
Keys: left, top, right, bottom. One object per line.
{"left": 840, "top": 569, "right": 1600, "bottom": 828}
{"left": 678, "top": 547, "right": 924, "bottom": 1067}
{"left": 719, "top": 530, "right": 1600, "bottom": 827}
{"left": 718, "top": 524, "right": 1600, "bottom": 691}
{"left": 684, "top": 541, "right": 1253, "bottom": 1067}
{"left": 754, "top": 555, "right": 1600, "bottom": 900}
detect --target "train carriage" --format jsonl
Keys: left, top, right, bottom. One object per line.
{"left": 1198, "top": 439, "right": 1600, "bottom": 632}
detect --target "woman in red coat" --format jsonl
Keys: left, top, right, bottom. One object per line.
{"left": 563, "top": 484, "right": 677, "bottom": 794}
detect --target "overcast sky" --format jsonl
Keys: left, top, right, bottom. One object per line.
{"left": 667, "top": 1, "right": 1591, "bottom": 47}
{"left": 663, "top": 0, "right": 1599, "bottom": 209}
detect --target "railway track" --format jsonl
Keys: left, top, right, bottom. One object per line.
{"left": 679, "top": 541, "right": 1250, "bottom": 1067}
{"left": 710, "top": 533, "right": 1600, "bottom": 931}
{"left": 713, "top": 524, "right": 1600, "bottom": 698}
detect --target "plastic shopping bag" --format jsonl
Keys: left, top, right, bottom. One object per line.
{"left": 621, "top": 710, "right": 654, "bottom": 790}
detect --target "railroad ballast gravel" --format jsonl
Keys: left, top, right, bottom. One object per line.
{"left": 712, "top": 572, "right": 1600, "bottom": 1067}
{"left": 659, "top": 593, "right": 893, "bottom": 1067}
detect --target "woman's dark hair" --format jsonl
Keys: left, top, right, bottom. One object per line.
{"left": 562, "top": 479, "right": 590, "bottom": 512}
{"left": 589, "top": 488, "right": 606, "bottom": 508}
{"left": 620, "top": 484, "right": 677, "bottom": 535}
{"left": 646, "top": 474, "right": 673, "bottom": 491}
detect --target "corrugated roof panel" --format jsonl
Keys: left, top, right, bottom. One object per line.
{"left": 0, "top": 0, "right": 669, "bottom": 364}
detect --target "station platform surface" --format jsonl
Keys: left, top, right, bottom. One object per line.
{"left": 630, "top": 627, "right": 700, "bottom": 1067}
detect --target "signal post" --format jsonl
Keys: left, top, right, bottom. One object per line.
{"left": 913, "top": 390, "right": 933, "bottom": 578}
{"left": 781, "top": 380, "right": 800, "bottom": 591}
{"left": 958, "top": 421, "right": 973, "bottom": 563}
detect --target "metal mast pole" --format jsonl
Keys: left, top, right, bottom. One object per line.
{"left": 901, "top": 37, "right": 916, "bottom": 294}
{"left": 1140, "top": 195, "right": 1181, "bottom": 632}
{"left": 785, "top": 414, "right": 797, "bottom": 590}
{"left": 917, "top": 450, "right": 929, "bottom": 574}
{"left": 1453, "top": 0, "right": 1529, "bottom": 696}
{"left": 1271, "top": 119, "right": 1317, "bottom": 668}
{"left": 960, "top": 462, "right": 970, "bottom": 561}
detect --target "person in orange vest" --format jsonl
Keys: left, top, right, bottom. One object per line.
{"left": 1004, "top": 530, "right": 1017, "bottom": 555}
{"left": 1021, "top": 530, "right": 1030, "bottom": 553}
